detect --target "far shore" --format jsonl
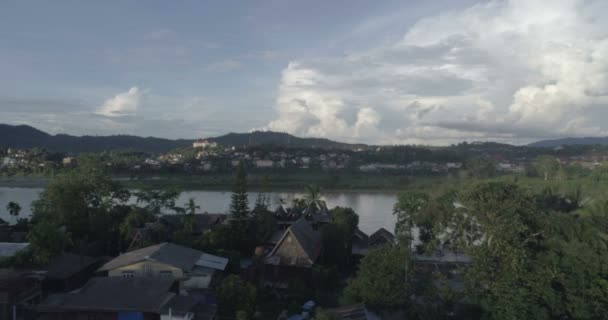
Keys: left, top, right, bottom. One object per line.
{"left": 0, "top": 176, "right": 405, "bottom": 193}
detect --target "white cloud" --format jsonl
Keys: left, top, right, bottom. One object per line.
{"left": 96, "top": 87, "right": 142, "bottom": 117}
{"left": 267, "top": 0, "right": 608, "bottom": 145}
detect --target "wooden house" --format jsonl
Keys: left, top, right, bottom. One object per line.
{"left": 264, "top": 218, "right": 322, "bottom": 286}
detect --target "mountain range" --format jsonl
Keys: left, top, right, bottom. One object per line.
{"left": 2, "top": 123, "right": 608, "bottom": 153}
{"left": 0, "top": 124, "right": 365, "bottom": 153}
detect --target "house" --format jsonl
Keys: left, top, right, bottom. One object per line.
{"left": 265, "top": 218, "right": 322, "bottom": 286}
{"left": 161, "top": 295, "right": 216, "bottom": 320}
{"left": 0, "top": 242, "right": 29, "bottom": 258}
{"left": 255, "top": 159, "right": 274, "bottom": 168}
{"left": 62, "top": 157, "right": 76, "bottom": 167}
{"left": 0, "top": 269, "right": 43, "bottom": 320}
{"left": 351, "top": 228, "right": 370, "bottom": 257}
{"left": 327, "top": 304, "right": 381, "bottom": 320}
{"left": 368, "top": 228, "right": 395, "bottom": 247}
{"left": 98, "top": 243, "right": 228, "bottom": 290}
{"left": 157, "top": 213, "right": 227, "bottom": 238}
{"left": 192, "top": 140, "right": 217, "bottom": 149}
{"left": 412, "top": 249, "right": 472, "bottom": 291}
{"left": 37, "top": 277, "right": 181, "bottom": 320}
{"left": 42, "top": 252, "right": 102, "bottom": 293}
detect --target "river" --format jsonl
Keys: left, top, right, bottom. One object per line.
{"left": 0, "top": 187, "right": 399, "bottom": 235}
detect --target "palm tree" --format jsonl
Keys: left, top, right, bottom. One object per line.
{"left": 183, "top": 198, "right": 200, "bottom": 233}
{"left": 303, "top": 184, "right": 326, "bottom": 215}
{"left": 6, "top": 202, "right": 21, "bottom": 224}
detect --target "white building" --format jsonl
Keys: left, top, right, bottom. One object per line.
{"left": 192, "top": 139, "right": 217, "bottom": 149}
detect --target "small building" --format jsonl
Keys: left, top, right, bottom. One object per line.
{"left": 0, "top": 242, "right": 29, "bottom": 258}
{"left": 37, "top": 277, "right": 181, "bottom": 320}
{"left": 351, "top": 228, "right": 370, "bottom": 257}
{"left": 192, "top": 140, "right": 217, "bottom": 149}
{"left": 0, "top": 269, "right": 43, "bottom": 320}
{"left": 255, "top": 159, "right": 274, "bottom": 168}
{"left": 368, "top": 228, "right": 395, "bottom": 248}
{"left": 157, "top": 213, "right": 227, "bottom": 238}
{"left": 43, "top": 252, "right": 102, "bottom": 293}
{"left": 98, "top": 243, "right": 228, "bottom": 290}
{"left": 327, "top": 304, "right": 381, "bottom": 320}
{"left": 265, "top": 218, "right": 322, "bottom": 287}
{"left": 62, "top": 157, "right": 77, "bottom": 167}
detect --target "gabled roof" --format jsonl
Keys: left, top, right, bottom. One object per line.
{"left": 98, "top": 243, "right": 204, "bottom": 272}
{"left": 369, "top": 228, "right": 395, "bottom": 247}
{"left": 45, "top": 252, "right": 100, "bottom": 279}
{"left": 37, "top": 277, "right": 175, "bottom": 313}
{"left": 268, "top": 218, "right": 321, "bottom": 265}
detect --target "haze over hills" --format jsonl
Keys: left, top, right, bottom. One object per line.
{"left": 0, "top": 124, "right": 365, "bottom": 153}
{"left": 527, "top": 137, "right": 608, "bottom": 148}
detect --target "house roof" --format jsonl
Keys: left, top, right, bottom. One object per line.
{"left": 195, "top": 253, "right": 229, "bottom": 271}
{"left": 269, "top": 218, "right": 321, "bottom": 266}
{"left": 98, "top": 242, "right": 204, "bottom": 272}
{"left": 159, "top": 213, "right": 227, "bottom": 232}
{"left": 37, "top": 277, "right": 175, "bottom": 313}
{"left": 369, "top": 228, "right": 395, "bottom": 246}
{"left": 45, "top": 253, "right": 99, "bottom": 279}
{"left": 161, "top": 295, "right": 202, "bottom": 317}
{"left": 328, "top": 304, "right": 380, "bottom": 320}
{"left": 0, "top": 242, "right": 29, "bottom": 257}
{"left": 412, "top": 250, "right": 472, "bottom": 265}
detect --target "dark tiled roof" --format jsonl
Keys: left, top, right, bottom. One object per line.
{"left": 271, "top": 218, "right": 321, "bottom": 264}
{"left": 98, "top": 243, "right": 203, "bottom": 272}
{"left": 37, "top": 277, "right": 175, "bottom": 313}
{"left": 328, "top": 304, "right": 379, "bottom": 320}
{"left": 161, "top": 295, "right": 202, "bottom": 317}
{"left": 369, "top": 228, "right": 395, "bottom": 246}
{"left": 290, "top": 218, "right": 321, "bottom": 262}
{"left": 159, "top": 213, "right": 226, "bottom": 232}
{"left": 45, "top": 253, "right": 99, "bottom": 279}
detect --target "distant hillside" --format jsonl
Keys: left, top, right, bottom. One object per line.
{"left": 207, "top": 131, "right": 367, "bottom": 150}
{"left": 0, "top": 124, "right": 365, "bottom": 153}
{"left": 529, "top": 137, "right": 608, "bottom": 148}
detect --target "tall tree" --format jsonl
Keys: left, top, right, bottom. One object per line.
{"left": 6, "top": 201, "right": 21, "bottom": 224}
{"left": 534, "top": 155, "right": 560, "bottom": 181}
{"left": 183, "top": 198, "right": 200, "bottom": 233}
{"left": 303, "top": 184, "right": 326, "bottom": 215}
{"left": 344, "top": 245, "right": 410, "bottom": 308}
{"left": 230, "top": 161, "right": 249, "bottom": 218}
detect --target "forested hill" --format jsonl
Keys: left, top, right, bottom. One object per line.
{"left": 529, "top": 136, "right": 608, "bottom": 148}
{"left": 0, "top": 124, "right": 365, "bottom": 153}
{"left": 207, "top": 131, "right": 367, "bottom": 150}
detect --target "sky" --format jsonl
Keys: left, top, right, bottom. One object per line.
{"left": 1, "top": 0, "right": 608, "bottom": 145}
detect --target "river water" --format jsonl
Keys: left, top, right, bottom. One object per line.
{"left": 0, "top": 187, "right": 399, "bottom": 235}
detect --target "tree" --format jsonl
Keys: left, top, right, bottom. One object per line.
{"left": 27, "top": 220, "right": 71, "bottom": 264}
{"left": 217, "top": 275, "right": 257, "bottom": 318}
{"left": 30, "top": 165, "right": 129, "bottom": 256}
{"left": 465, "top": 156, "right": 496, "bottom": 178}
{"left": 393, "top": 192, "right": 429, "bottom": 246}
{"left": 314, "top": 308, "right": 340, "bottom": 320}
{"left": 6, "top": 201, "right": 21, "bottom": 224}
{"left": 534, "top": 155, "right": 560, "bottom": 181}
{"left": 344, "top": 246, "right": 409, "bottom": 308}
{"left": 134, "top": 187, "right": 181, "bottom": 214}
{"left": 230, "top": 162, "right": 249, "bottom": 218}
{"left": 303, "top": 184, "right": 326, "bottom": 215}
{"left": 183, "top": 198, "right": 200, "bottom": 233}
